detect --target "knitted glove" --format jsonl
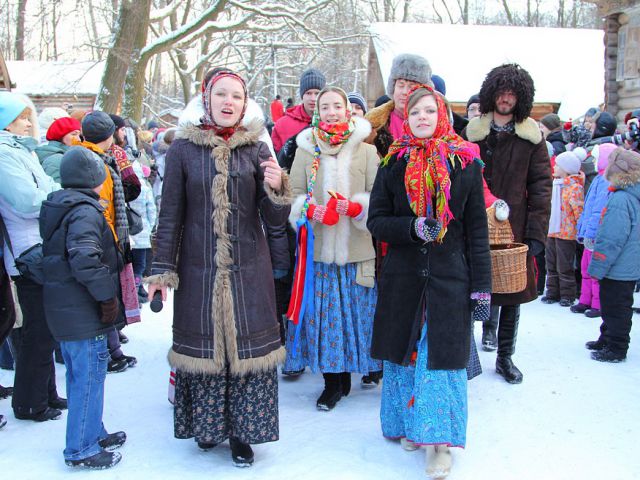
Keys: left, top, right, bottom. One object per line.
{"left": 583, "top": 238, "right": 595, "bottom": 251}
{"left": 327, "top": 192, "right": 363, "bottom": 219}
{"left": 307, "top": 204, "right": 339, "bottom": 226}
{"left": 100, "top": 298, "right": 120, "bottom": 324}
{"left": 471, "top": 292, "right": 491, "bottom": 322}
{"left": 414, "top": 218, "right": 442, "bottom": 243}
{"left": 491, "top": 199, "right": 510, "bottom": 221}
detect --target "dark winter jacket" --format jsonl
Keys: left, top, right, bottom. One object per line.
{"left": 464, "top": 113, "right": 552, "bottom": 306}
{"left": 271, "top": 104, "right": 312, "bottom": 153}
{"left": 39, "top": 189, "right": 122, "bottom": 342}
{"left": 546, "top": 130, "right": 567, "bottom": 156}
{"left": 368, "top": 156, "right": 491, "bottom": 370}
{"left": 35, "top": 140, "right": 69, "bottom": 183}
{"left": 149, "top": 118, "right": 293, "bottom": 377}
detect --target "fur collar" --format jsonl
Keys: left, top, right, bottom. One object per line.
{"left": 295, "top": 116, "right": 372, "bottom": 157}
{"left": 365, "top": 100, "right": 395, "bottom": 131}
{"left": 466, "top": 112, "right": 542, "bottom": 145}
{"left": 177, "top": 118, "right": 263, "bottom": 150}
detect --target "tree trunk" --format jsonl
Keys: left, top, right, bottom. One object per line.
{"left": 95, "top": 0, "right": 152, "bottom": 113}
{"left": 15, "top": 0, "right": 27, "bottom": 60}
{"left": 500, "top": 0, "right": 514, "bottom": 25}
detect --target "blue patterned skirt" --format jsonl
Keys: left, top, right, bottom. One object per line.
{"left": 380, "top": 322, "right": 468, "bottom": 448}
{"left": 284, "top": 262, "right": 381, "bottom": 374}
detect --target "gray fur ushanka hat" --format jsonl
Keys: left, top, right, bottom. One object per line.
{"left": 386, "top": 54, "right": 432, "bottom": 96}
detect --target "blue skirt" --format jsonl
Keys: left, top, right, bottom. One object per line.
{"left": 284, "top": 262, "right": 381, "bottom": 374}
{"left": 380, "top": 322, "right": 468, "bottom": 448}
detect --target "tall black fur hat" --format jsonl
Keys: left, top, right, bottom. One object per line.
{"left": 478, "top": 63, "right": 535, "bottom": 123}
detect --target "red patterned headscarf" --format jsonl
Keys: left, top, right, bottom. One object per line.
{"left": 201, "top": 71, "right": 247, "bottom": 140}
{"left": 383, "top": 84, "right": 480, "bottom": 242}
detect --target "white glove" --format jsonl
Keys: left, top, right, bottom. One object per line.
{"left": 492, "top": 199, "right": 510, "bottom": 222}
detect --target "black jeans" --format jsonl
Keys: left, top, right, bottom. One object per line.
{"left": 11, "top": 276, "right": 58, "bottom": 415}
{"left": 545, "top": 237, "right": 577, "bottom": 300}
{"left": 599, "top": 278, "right": 635, "bottom": 355}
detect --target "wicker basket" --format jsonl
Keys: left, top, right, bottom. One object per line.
{"left": 486, "top": 207, "right": 529, "bottom": 294}
{"left": 490, "top": 243, "right": 529, "bottom": 294}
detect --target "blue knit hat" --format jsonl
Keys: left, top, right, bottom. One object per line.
{"left": 0, "top": 92, "right": 28, "bottom": 130}
{"left": 299, "top": 68, "right": 326, "bottom": 97}
{"left": 431, "top": 75, "right": 446, "bottom": 96}
{"left": 348, "top": 92, "right": 367, "bottom": 114}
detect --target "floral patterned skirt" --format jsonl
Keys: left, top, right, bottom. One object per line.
{"left": 284, "top": 262, "right": 381, "bottom": 374}
{"left": 380, "top": 322, "right": 468, "bottom": 448}
{"left": 173, "top": 367, "right": 278, "bottom": 445}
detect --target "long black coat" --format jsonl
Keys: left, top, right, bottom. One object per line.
{"left": 39, "top": 189, "right": 122, "bottom": 341}
{"left": 367, "top": 155, "right": 491, "bottom": 370}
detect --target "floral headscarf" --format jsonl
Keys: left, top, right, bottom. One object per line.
{"left": 311, "top": 87, "right": 355, "bottom": 149}
{"left": 201, "top": 71, "right": 247, "bottom": 140}
{"left": 383, "top": 84, "right": 481, "bottom": 242}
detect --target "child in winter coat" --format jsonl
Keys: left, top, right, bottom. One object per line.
{"left": 587, "top": 148, "right": 640, "bottom": 363}
{"left": 129, "top": 161, "right": 157, "bottom": 304}
{"left": 40, "top": 147, "right": 126, "bottom": 469}
{"left": 572, "top": 143, "right": 617, "bottom": 318}
{"left": 541, "top": 151, "right": 585, "bottom": 306}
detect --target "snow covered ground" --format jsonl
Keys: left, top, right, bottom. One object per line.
{"left": 2, "top": 293, "right": 639, "bottom": 480}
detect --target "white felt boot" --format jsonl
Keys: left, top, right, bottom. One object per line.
{"left": 426, "top": 445, "right": 452, "bottom": 479}
{"left": 400, "top": 437, "right": 419, "bottom": 451}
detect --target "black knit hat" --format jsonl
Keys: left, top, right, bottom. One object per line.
{"left": 593, "top": 112, "right": 617, "bottom": 139}
{"left": 60, "top": 146, "right": 107, "bottom": 189}
{"left": 108, "top": 114, "right": 126, "bottom": 130}
{"left": 348, "top": 92, "right": 367, "bottom": 113}
{"left": 299, "top": 68, "right": 326, "bottom": 97}
{"left": 466, "top": 94, "right": 480, "bottom": 109}
{"left": 540, "top": 113, "right": 562, "bottom": 131}
{"left": 82, "top": 111, "right": 116, "bottom": 144}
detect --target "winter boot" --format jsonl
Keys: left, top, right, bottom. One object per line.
{"left": 0, "top": 384, "right": 12, "bottom": 399}
{"left": 118, "top": 331, "right": 129, "bottom": 344}
{"left": 426, "top": 445, "right": 452, "bottom": 479}
{"left": 65, "top": 451, "right": 122, "bottom": 470}
{"left": 482, "top": 306, "right": 499, "bottom": 352}
{"left": 340, "top": 372, "right": 352, "bottom": 397}
{"left": 317, "top": 373, "right": 343, "bottom": 411}
{"left": 0, "top": 414, "right": 6, "bottom": 429}
{"left": 229, "top": 437, "right": 254, "bottom": 467}
{"left": 559, "top": 298, "right": 574, "bottom": 307}
{"left": 585, "top": 339, "right": 606, "bottom": 350}
{"left": 570, "top": 303, "right": 589, "bottom": 314}
{"left": 14, "top": 406, "right": 62, "bottom": 422}
{"left": 540, "top": 296, "right": 559, "bottom": 304}
{"left": 361, "top": 370, "right": 383, "bottom": 388}
{"left": 400, "top": 437, "right": 419, "bottom": 451}
{"left": 584, "top": 309, "right": 601, "bottom": 318}
{"left": 591, "top": 347, "right": 626, "bottom": 363}
{"left": 197, "top": 441, "right": 217, "bottom": 451}
{"left": 48, "top": 396, "right": 68, "bottom": 410}
{"left": 107, "top": 357, "right": 128, "bottom": 374}
{"left": 496, "top": 305, "right": 523, "bottom": 384}
{"left": 99, "top": 431, "right": 127, "bottom": 451}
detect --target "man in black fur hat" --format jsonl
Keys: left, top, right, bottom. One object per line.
{"left": 464, "top": 63, "right": 552, "bottom": 384}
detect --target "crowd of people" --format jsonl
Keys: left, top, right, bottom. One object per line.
{"left": 0, "top": 52, "right": 639, "bottom": 478}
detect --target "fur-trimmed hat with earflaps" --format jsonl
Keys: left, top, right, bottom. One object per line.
{"left": 605, "top": 147, "right": 640, "bottom": 188}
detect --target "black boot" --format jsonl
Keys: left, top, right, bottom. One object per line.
{"left": 340, "top": 372, "right": 351, "bottom": 396}
{"left": 361, "top": 370, "right": 383, "bottom": 388}
{"left": 496, "top": 305, "right": 523, "bottom": 384}
{"left": 316, "top": 373, "right": 343, "bottom": 411}
{"left": 229, "top": 437, "right": 254, "bottom": 467}
{"left": 481, "top": 305, "right": 499, "bottom": 352}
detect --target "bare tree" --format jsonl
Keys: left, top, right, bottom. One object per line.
{"left": 15, "top": 0, "right": 27, "bottom": 60}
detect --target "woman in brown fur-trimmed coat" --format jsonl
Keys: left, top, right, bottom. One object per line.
{"left": 147, "top": 70, "right": 292, "bottom": 468}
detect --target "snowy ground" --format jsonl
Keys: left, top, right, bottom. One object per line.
{"left": 2, "top": 293, "right": 639, "bottom": 480}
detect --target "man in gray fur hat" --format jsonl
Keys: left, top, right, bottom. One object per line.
{"left": 365, "top": 53, "right": 432, "bottom": 158}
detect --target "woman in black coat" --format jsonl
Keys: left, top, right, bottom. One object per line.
{"left": 367, "top": 85, "right": 491, "bottom": 478}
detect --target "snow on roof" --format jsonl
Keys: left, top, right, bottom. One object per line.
{"left": 369, "top": 23, "right": 604, "bottom": 119}
{"left": 6, "top": 60, "right": 104, "bottom": 96}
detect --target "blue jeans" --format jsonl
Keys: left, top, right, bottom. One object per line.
{"left": 60, "top": 335, "right": 110, "bottom": 461}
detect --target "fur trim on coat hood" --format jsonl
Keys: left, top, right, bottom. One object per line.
{"left": 605, "top": 147, "right": 640, "bottom": 188}
{"left": 179, "top": 95, "right": 276, "bottom": 157}
{"left": 465, "top": 112, "right": 542, "bottom": 145}
{"left": 365, "top": 100, "right": 395, "bottom": 132}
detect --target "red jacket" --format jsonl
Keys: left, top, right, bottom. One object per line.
{"left": 271, "top": 104, "right": 312, "bottom": 153}
{"left": 270, "top": 100, "right": 284, "bottom": 123}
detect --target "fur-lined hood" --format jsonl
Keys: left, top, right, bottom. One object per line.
{"left": 365, "top": 100, "right": 395, "bottom": 131}
{"left": 178, "top": 95, "right": 276, "bottom": 156}
{"left": 466, "top": 112, "right": 542, "bottom": 145}
{"left": 295, "top": 115, "right": 372, "bottom": 156}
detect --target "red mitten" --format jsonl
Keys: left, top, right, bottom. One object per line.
{"left": 327, "top": 192, "right": 363, "bottom": 218}
{"left": 307, "top": 204, "right": 339, "bottom": 225}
